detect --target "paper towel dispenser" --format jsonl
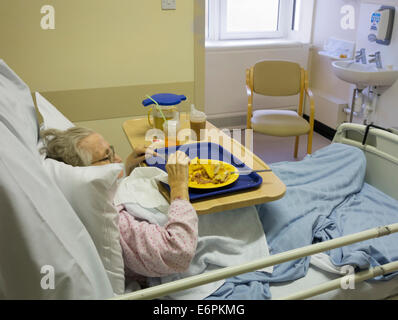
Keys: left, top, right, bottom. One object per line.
{"left": 369, "top": 6, "right": 395, "bottom": 45}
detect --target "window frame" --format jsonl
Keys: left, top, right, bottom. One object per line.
{"left": 291, "top": 0, "right": 302, "bottom": 31}
{"left": 207, "top": 0, "right": 295, "bottom": 41}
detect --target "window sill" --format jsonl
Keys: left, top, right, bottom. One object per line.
{"left": 205, "top": 39, "right": 309, "bottom": 51}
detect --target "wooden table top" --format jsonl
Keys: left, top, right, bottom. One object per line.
{"left": 122, "top": 115, "right": 286, "bottom": 215}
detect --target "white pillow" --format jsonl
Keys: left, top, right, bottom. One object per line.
{"left": 0, "top": 61, "right": 115, "bottom": 298}
{"left": 35, "top": 91, "right": 126, "bottom": 294}
{"left": 0, "top": 60, "right": 39, "bottom": 153}
{"left": 43, "top": 159, "right": 126, "bottom": 295}
{"left": 0, "top": 123, "right": 115, "bottom": 299}
{"left": 35, "top": 92, "right": 74, "bottom": 130}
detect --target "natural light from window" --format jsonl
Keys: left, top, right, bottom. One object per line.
{"left": 225, "top": 0, "right": 280, "bottom": 33}
{"left": 293, "top": 0, "right": 302, "bottom": 31}
{"left": 206, "top": 0, "right": 313, "bottom": 43}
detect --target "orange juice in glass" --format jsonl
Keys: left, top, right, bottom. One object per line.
{"left": 163, "top": 120, "right": 181, "bottom": 147}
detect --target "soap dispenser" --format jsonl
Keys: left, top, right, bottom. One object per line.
{"left": 369, "top": 6, "right": 395, "bottom": 45}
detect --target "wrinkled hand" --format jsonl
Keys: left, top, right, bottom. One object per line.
{"left": 166, "top": 151, "right": 190, "bottom": 201}
{"left": 125, "top": 146, "right": 157, "bottom": 175}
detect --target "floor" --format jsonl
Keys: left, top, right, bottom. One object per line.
{"left": 252, "top": 132, "right": 332, "bottom": 164}
{"left": 228, "top": 129, "right": 332, "bottom": 165}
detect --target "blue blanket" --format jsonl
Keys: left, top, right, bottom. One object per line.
{"left": 207, "top": 143, "right": 398, "bottom": 300}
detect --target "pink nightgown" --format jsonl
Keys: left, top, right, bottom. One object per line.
{"left": 117, "top": 199, "right": 198, "bottom": 281}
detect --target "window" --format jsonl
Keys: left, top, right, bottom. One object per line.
{"left": 206, "top": 0, "right": 300, "bottom": 41}
{"left": 292, "top": 0, "right": 302, "bottom": 31}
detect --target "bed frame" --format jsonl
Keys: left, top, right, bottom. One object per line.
{"left": 112, "top": 123, "right": 398, "bottom": 300}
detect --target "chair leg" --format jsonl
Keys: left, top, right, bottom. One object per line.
{"left": 294, "top": 136, "right": 299, "bottom": 158}
{"left": 307, "top": 130, "right": 314, "bottom": 155}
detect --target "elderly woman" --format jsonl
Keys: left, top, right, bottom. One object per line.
{"left": 40, "top": 127, "right": 198, "bottom": 283}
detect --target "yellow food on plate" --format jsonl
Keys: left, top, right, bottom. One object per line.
{"left": 189, "top": 157, "right": 232, "bottom": 185}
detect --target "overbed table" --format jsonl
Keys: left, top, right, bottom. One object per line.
{"left": 122, "top": 115, "right": 286, "bottom": 215}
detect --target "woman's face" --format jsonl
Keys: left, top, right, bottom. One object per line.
{"left": 79, "top": 133, "right": 123, "bottom": 165}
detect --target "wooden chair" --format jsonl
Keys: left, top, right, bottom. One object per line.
{"left": 246, "top": 60, "right": 315, "bottom": 158}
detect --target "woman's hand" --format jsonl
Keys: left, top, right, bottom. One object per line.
{"left": 166, "top": 151, "right": 190, "bottom": 201}
{"left": 125, "top": 146, "right": 157, "bottom": 176}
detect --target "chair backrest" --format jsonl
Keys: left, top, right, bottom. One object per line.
{"left": 252, "top": 60, "right": 302, "bottom": 96}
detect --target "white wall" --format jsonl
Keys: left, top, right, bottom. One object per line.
{"left": 310, "top": 0, "right": 398, "bottom": 129}
{"left": 356, "top": 1, "right": 398, "bottom": 128}
{"left": 205, "top": 44, "right": 310, "bottom": 118}
{"left": 310, "top": 0, "right": 358, "bottom": 99}
{"left": 308, "top": 0, "right": 359, "bottom": 129}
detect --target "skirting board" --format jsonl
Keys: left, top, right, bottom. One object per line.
{"left": 303, "top": 115, "right": 336, "bottom": 141}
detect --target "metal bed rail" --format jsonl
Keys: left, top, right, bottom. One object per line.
{"left": 111, "top": 223, "right": 398, "bottom": 300}
{"left": 280, "top": 260, "right": 398, "bottom": 300}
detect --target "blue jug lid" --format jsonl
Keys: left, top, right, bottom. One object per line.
{"left": 142, "top": 93, "right": 187, "bottom": 107}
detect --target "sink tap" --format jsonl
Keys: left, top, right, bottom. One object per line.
{"left": 369, "top": 51, "right": 383, "bottom": 69}
{"left": 355, "top": 48, "right": 367, "bottom": 64}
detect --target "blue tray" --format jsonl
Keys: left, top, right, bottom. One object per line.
{"left": 145, "top": 142, "right": 263, "bottom": 201}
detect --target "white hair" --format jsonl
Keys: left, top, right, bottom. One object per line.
{"left": 40, "top": 127, "right": 95, "bottom": 166}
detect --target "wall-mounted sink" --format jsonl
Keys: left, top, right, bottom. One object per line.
{"left": 332, "top": 61, "right": 398, "bottom": 89}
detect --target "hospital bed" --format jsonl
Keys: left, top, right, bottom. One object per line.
{"left": 115, "top": 123, "right": 398, "bottom": 300}
{"left": 1, "top": 60, "right": 398, "bottom": 300}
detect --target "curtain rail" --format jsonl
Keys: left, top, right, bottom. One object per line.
{"left": 111, "top": 223, "right": 398, "bottom": 300}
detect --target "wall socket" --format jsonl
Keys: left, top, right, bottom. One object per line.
{"left": 162, "top": 0, "right": 176, "bottom": 10}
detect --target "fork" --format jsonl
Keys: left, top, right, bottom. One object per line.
{"left": 230, "top": 169, "right": 273, "bottom": 174}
